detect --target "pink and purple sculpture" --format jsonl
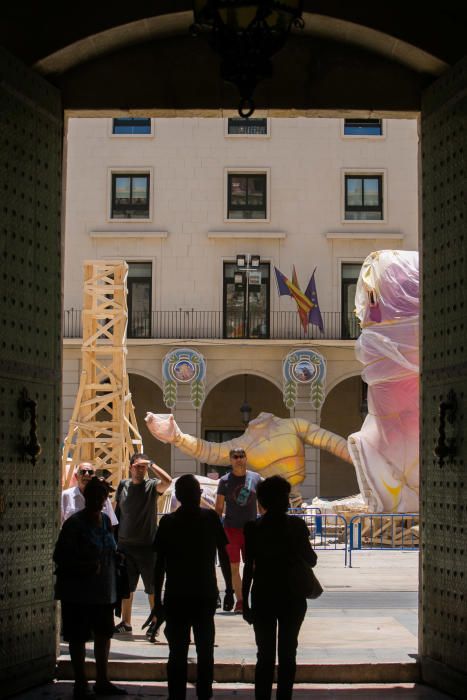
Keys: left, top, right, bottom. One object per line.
{"left": 348, "top": 250, "right": 419, "bottom": 512}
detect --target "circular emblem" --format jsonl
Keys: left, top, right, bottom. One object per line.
{"left": 172, "top": 360, "right": 196, "bottom": 383}
{"left": 291, "top": 359, "right": 317, "bottom": 384}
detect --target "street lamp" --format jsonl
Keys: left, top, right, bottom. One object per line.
{"left": 236, "top": 253, "right": 260, "bottom": 269}
{"left": 191, "top": 1, "right": 305, "bottom": 117}
{"left": 240, "top": 374, "right": 252, "bottom": 424}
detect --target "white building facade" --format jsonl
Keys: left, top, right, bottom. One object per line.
{"left": 63, "top": 116, "right": 419, "bottom": 501}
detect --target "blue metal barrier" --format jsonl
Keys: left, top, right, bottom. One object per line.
{"left": 347, "top": 512, "right": 419, "bottom": 567}
{"left": 289, "top": 509, "right": 348, "bottom": 565}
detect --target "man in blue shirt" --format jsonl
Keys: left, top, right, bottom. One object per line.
{"left": 215, "top": 448, "right": 262, "bottom": 614}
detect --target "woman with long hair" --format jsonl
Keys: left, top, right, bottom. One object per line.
{"left": 243, "top": 475, "right": 317, "bottom": 700}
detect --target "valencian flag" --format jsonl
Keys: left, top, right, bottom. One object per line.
{"left": 274, "top": 266, "right": 324, "bottom": 333}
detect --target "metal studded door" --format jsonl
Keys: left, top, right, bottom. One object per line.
{"left": 420, "top": 56, "right": 467, "bottom": 698}
{"left": 0, "top": 47, "right": 62, "bottom": 695}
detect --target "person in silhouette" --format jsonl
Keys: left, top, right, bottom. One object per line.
{"left": 151, "top": 474, "right": 233, "bottom": 700}
{"left": 243, "top": 476, "right": 317, "bottom": 700}
{"left": 54, "top": 477, "right": 127, "bottom": 699}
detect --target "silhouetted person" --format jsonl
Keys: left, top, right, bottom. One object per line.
{"left": 54, "top": 477, "right": 127, "bottom": 699}
{"left": 151, "top": 474, "right": 233, "bottom": 700}
{"left": 243, "top": 476, "right": 317, "bottom": 700}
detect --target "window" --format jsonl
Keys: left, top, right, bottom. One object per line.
{"left": 344, "top": 119, "right": 383, "bottom": 136}
{"left": 223, "top": 262, "right": 270, "bottom": 339}
{"left": 203, "top": 430, "right": 243, "bottom": 478}
{"left": 341, "top": 263, "right": 362, "bottom": 339}
{"left": 345, "top": 175, "right": 383, "bottom": 220}
{"left": 111, "top": 174, "right": 150, "bottom": 219}
{"left": 112, "top": 118, "right": 152, "bottom": 135}
{"left": 227, "top": 173, "right": 267, "bottom": 220}
{"left": 128, "top": 262, "right": 152, "bottom": 338}
{"left": 227, "top": 118, "right": 268, "bottom": 135}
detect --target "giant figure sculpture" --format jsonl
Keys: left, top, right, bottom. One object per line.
{"left": 146, "top": 249, "right": 419, "bottom": 513}
{"left": 348, "top": 250, "right": 419, "bottom": 513}
{"left": 145, "top": 411, "right": 353, "bottom": 486}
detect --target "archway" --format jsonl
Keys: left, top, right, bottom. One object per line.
{"left": 1, "top": 6, "right": 466, "bottom": 698}
{"left": 320, "top": 375, "right": 363, "bottom": 499}
{"left": 128, "top": 373, "right": 171, "bottom": 473}
{"left": 201, "top": 373, "right": 288, "bottom": 477}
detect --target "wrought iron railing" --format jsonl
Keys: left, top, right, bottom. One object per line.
{"left": 63, "top": 309, "right": 360, "bottom": 341}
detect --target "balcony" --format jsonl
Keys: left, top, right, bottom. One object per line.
{"left": 63, "top": 309, "right": 360, "bottom": 341}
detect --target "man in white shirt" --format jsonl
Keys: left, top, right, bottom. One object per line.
{"left": 61, "top": 462, "right": 118, "bottom": 526}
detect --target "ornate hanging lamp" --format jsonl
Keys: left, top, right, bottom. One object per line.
{"left": 191, "top": 0, "right": 305, "bottom": 118}
{"left": 240, "top": 374, "right": 252, "bottom": 424}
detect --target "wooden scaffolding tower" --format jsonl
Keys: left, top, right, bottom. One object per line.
{"left": 62, "top": 260, "right": 143, "bottom": 490}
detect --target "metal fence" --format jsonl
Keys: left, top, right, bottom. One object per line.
{"left": 289, "top": 509, "right": 349, "bottom": 565}
{"left": 63, "top": 309, "right": 360, "bottom": 341}
{"left": 347, "top": 513, "right": 419, "bottom": 567}
{"left": 154, "top": 507, "right": 418, "bottom": 569}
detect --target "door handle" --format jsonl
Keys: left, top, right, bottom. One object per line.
{"left": 18, "top": 388, "right": 42, "bottom": 465}
{"left": 434, "top": 389, "right": 457, "bottom": 467}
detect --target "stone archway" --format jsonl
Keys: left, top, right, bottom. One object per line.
{"left": 201, "top": 373, "right": 288, "bottom": 477}
{"left": 128, "top": 373, "right": 171, "bottom": 472}
{"left": 320, "top": 375, "right": 363, "bottom": 499}
{"left": 202, "top": 373, "right": 288, "bottom": 434}
{"left": 1, "top": 6, "right": 466, "bottom": 697}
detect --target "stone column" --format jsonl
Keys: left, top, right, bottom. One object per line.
{"left": 293, "top": 381, "right": 320, "bottom": 502}
{"left": 171, "top": 382, "right": 200, "bottom": 477}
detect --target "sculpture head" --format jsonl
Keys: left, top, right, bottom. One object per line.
{"left": 355, "top": 250, "right": 419, "bottom": 326}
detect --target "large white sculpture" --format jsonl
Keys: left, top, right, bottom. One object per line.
{"left": 348, "top": 250, "right": 419, "bottom": 513}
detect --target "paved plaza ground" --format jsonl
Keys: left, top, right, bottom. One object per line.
{"left": 60, "top": 549, "right": 420, "bottom": 668}
{"left": 14, "top": 681, "right": 452, "bottom": 700}
{"left": 13, "top": 550, "right": 442, "bottom": 699}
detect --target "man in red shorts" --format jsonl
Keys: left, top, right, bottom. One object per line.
{"left": 215, "top": 448, "right": 262, "bottom": 613}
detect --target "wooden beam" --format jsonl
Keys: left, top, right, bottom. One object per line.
{"left": 61, "top": 260, "right": 143, "bottom": 491}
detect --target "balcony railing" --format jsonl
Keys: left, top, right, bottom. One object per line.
{"left": 63, "top": 309, "right": 360, "bottom": 341}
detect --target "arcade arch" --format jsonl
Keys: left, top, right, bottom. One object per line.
{"left": 320, "top": 375, "right": 363, "bottom": 499}
{"left": 128, "top": 372, "right": 171, "bottom": 471}
{"left": 201, "top": 373, "right": 288, "bottom": 476}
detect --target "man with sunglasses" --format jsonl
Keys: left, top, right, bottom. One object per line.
{"left": 61, "top": 462, "right": 118, "bottom": 525}
{"left": 215, "top": 448, "right": 262, "bottom": 614}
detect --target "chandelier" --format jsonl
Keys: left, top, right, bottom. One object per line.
{"left": 192, "top": 1, "right": 305, "bottom": 117}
